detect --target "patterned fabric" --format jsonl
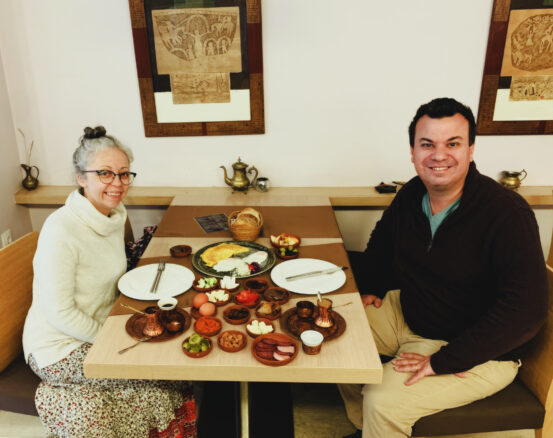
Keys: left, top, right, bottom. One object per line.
{"left": 29, "top": 344, "right": 196, "bottom": 438}
{"left": 126, "top": 225, "right": 158, "bottom": 271}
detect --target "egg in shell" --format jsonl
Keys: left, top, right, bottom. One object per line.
{"left": 199, "top": 302, "right": 216, "bottom": 316}
{"left": 193, "top": 293, "right": 209, "bottom": 309}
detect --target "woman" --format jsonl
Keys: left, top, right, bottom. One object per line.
{"left": 23, "top": 126, "right": 196, "bottom": 438}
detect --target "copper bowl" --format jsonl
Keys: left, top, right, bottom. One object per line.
{"left": 296, "top": 300, "right": 315, "bottom": 319}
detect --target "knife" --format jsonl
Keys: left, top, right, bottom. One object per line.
{"left": 285, "top": 266, "right": 348, "bottom": 281}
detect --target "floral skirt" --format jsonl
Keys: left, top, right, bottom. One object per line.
{"left": 29, "top": 343, "right": 196, "bottom": 438}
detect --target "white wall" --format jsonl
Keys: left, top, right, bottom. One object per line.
{"left": 0, "top": 0, "right": 551, "bottom": 189}
{"left": 1, "top": 0, "right": 552, "bottom": 255}
{"left": 0, "top": 51, "right": 32, "bottom": 243}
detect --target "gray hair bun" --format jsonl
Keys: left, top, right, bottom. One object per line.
{"left": 83, "top": 126, "right": 107, "bottom": 140}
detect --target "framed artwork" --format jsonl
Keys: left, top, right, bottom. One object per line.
{"left": 128, "top": 0, "right": 264, "bottom": 137}
{"left": 477, "top": 0, "right": 553, "bottom": 135}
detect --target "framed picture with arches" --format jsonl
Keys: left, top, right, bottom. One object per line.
{"left": 128, "top": 0, "right": 265, "bottom": 136}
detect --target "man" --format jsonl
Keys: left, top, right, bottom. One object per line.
{"left": 339, "top": 97, "right": 548, "bottom": 437}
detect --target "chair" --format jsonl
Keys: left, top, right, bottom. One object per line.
{"left": 0, "top": 232, "right": 41, "bottom": 416}
{"left": 347, "top": 246, "right": 553, "bottom": 437}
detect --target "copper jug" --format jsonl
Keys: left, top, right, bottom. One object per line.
{"left": 142, "top": 306, "right": 164, "bottom": 337}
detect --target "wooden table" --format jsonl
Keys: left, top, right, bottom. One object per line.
{"left": 83, "top": 193, "right": 382, "bottom": 435}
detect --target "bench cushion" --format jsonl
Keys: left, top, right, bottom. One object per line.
{"left": 0, "top": 353, "right": 40, "bottom": 416}
{"left": 411, "top": 378, "right": 545, "bottom": 436}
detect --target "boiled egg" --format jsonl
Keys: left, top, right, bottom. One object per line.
{"left": 198, "top": 302, "right": 216, "bottom": 316}
{"left": 193, "top": 293, "right": 209, "bottom": 309}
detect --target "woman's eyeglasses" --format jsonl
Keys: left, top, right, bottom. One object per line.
{"left": 82, "top": 170, "right": 137, "bottom": 185}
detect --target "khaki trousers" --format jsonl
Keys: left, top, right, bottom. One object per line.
{"left": 338, "top": 290, "right": 519, "bottom": 437}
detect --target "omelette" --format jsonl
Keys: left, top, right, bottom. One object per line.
{"left": 200, "top": 243, "right": 250, "bottom": 267}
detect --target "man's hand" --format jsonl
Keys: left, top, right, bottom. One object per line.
{"left": 361, "top": 294, "right": 382, "bottom": 308}
{"left": 392, "top": 353, "right": 468, "bottom": 385}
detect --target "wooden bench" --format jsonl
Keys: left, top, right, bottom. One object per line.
{"left": 0, "top": 232, "right": 40, "bottom": 416}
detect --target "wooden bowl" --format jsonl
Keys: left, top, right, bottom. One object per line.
{"left": 263, "top": 287, "right": 290, "bottom": 305}
{"left": 194, "top": 316, "right": 222, "bottom": 336}
{"left": 192, "top": 276, "right": 220, "bottom": 292}
{"left": 217, "top": 330, "right": 247, "bottom": 353}
{"left": 255, "top": 301, "right": 282, "bottom": 320}
{"left": 223, "top": 305, "right": 251, "bottom": 325}
{"left": 243, "top": 278, "right": 269, "bottom": 293}
{"left": 182, "top": 335, "right": 213, "bottom": 358}
{"left": 269, "top": 233, "right": 301, "bottom": 249}
{"left": 251, "top": 333, "right": 298, "bottom": 366}
{"left": 228, "top": 210, "right": 263, "bottom": 242}
{"left": 233, "top": 291, "right": 261, "bottom": 308}
{"left": 206, "top": 289, "right": 231, "bottom": 307}
{"left": 275, "top": 250, "right": 299, "bottom": 260}
{"left": 170, "top": 245, "right": 192, "bottom": 258}
{"left": 245, "top": 317, "right": 275, "bottom": 339}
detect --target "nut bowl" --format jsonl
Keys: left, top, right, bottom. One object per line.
{"left": 217, "top": 330, "right": 247, "bottom": 353}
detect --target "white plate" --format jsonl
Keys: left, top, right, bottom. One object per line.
{"left": 270, "top": 258, "right": 346, "bottom": 295}
{"left": 118, "top": 263, "right": 194, "bottom": 300}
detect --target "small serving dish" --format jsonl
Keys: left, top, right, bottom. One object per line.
{"left": 246, "top": 317, "right": 275, "bottom": 338}
{"left": 217, "top": 330, "right": 247, "bottom": 353}
{"left": 252, "top": 333, "right": 298, "bottom": 367}
{"left": 233, "top": 289, "right": 261, "bottom": 308}
{"left": 206, "top": 289, "right": 231, "bottom": 307}
{"left": 170, "top": 245, "right": 192, "bottom": 258}
{"left": 223, "top": 305, "right": 251, "bottom": 325}
{"left": 243, "top": 278, "right": 270, "bottom": 293}
{"left": 219, "top": 276, "right": 240, "bottom": 292}
{"left": 275, "top": 249, "right": 299, "bottom": 260}
{"left": 263, "top": 287, "right": 290, "bottom": 305}
{"left": 182, "top": 334, "right": 212, "bottom": 358}
{"left": 192, "top": 276, "right": 220, "bottom": 292}
{"left": 269, "top": 233, "right": 301, "bottom": 249}
{"left": 194, "top": 316, "right": 222, "bottom": 336}
{"left": 255, "top": 301, "right": 282, "bottom": 320}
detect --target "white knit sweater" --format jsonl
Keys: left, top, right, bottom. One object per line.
{"left": 23, "top": 190, "right": 127, "bottom": 369}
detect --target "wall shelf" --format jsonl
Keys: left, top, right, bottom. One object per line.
{"left": 14, "top": 185, "right": 553, "bottom": 208}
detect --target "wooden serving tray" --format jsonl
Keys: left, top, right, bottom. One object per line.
{"left": 279, "top": 308, "right": 346, "bottom": 341}
{"left": 125, "top": 308, "right": 191, "bottom": 342}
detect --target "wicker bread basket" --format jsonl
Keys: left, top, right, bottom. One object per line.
{"left": 228, "top": 210, "right": 263, "bottom": 241}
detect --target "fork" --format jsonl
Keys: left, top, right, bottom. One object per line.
{"left": 150, "top": 260, "right": 166, "bottom": 294}
{"left": 118, "top": 336, "right": 151, "bottom": 354}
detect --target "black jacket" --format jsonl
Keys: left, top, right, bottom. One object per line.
{"left": 361, "top": 162, "right": 548, "bottom": 374}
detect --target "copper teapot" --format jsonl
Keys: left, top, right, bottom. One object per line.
{"left": 499, "top": 169, "right": 527, "bottom": 189}
{"left": 220, "top": 157, "right": 258, "bottom": 191}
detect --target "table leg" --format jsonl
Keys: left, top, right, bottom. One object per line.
{"left": 240, "top": 381, "right": 249, "bottom": 438}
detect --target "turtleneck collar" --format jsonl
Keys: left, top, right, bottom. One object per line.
{"left": 65, "top": 190, "right": 127, "bottom": 237}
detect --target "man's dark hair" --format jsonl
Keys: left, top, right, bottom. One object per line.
{"left": 408, "top": 97, "right": 476, "bottom": 147}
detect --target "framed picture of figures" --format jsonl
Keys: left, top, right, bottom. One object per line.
{"left": 128, "top": 0, "right": 264, "bottom": 137}
{"left": 477, "top": 0, "right": 553, "bottom": 135}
